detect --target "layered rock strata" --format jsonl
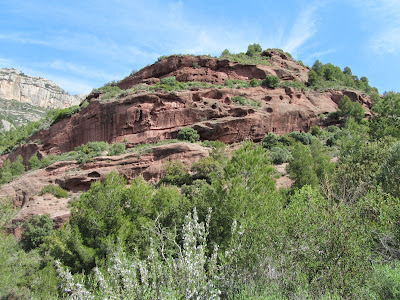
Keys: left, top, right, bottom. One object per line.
{"left": 0, "top": 68, "right": 84, "bottom": 108}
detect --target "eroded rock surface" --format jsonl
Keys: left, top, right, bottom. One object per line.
{"left": 118, "top": 53, "right": 310, "bottom": 89}
{"left": 0, "top": 68, "right": 85, "bottom": 108}
{"left": 9, "top": 86, "right": 369, "bottom": 164}
{"left": 2, "top": 142, "right": 209, "bottom": 232}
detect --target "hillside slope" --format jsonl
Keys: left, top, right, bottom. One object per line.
{"left": 1, "top": 48, "right": 375, "bottom": 228}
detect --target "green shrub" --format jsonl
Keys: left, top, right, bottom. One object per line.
{"left": 326, "top": 125, "right": 340, "bottom": 133}
{"left": 51, "top": 105, "right": 81, "bottom": 125}
{"left": 0, "top": 155, "right": 25, "bottom": 184}
{"left": 157, "top": 55, "right": 168, "bottom": 61}
{"left": 177, "top": 127, "right": 200, "bottom": 142}
{"left": 310, "top": 125, "right": 322, "bottom": 136}
{"left": 221, "top": 49, "right": 230, "bottom": 57}
{"left": 338, "top": 96, "right": 364, "bottom": 121}
{"left": 370, "top": 92, "right": 400, "bottom": 139}
{"left": 287, "top": 131, "right": 313, "bottom": 145}
{"left": 286, "top": 142, "right": 319, "bottom": 189}
{"left": 326, "top": 135, "right": 337, "bottom": 147}
{"left": 249, "top": 78, "right": 259, "bottom": 87}
{"left": 269, "top": 146, "right": 292, "bottom": 164}
{"left": 279, "top": 79, "right": 306, "bottom": 90}
{"left": 75, "top": 141, "right": 108, "bottom": 156}
{"left": 262, "top": 75, "right": 280, "bottom": 89}
{"left": 10, "top": 155, "right": 25, "bottom": 176}
{"left": 160, "top": 76, "right": 176, "bottom": 85}
{"left": 20, "top": 214, "right": 54, "bottom": 251}
{"left": 159, "top": 161, "right": 191, "bottom": 186}
{"left": 191, "top": 156, "right": 223, "bottom": 181}
{"left": 278, "top": 135, "right": 294, "bottom": 146}
{"left": 108, "top": 143, "right": 126, "bottom": 156}
{"left": 40, "top": 184, "right": 68, "bottom": 198}
{"left": 246, "top": 43, "right": 262, "bottom": 57}
{"left": 262, "top": 133, "right": 279, "bottom": 149}
{"left": 377, "top": 141, "right": 400, "bottom": 198}
{"left": 28, "top": 154, "right": 42, "bottom": 170}
{"left": 231, "top": 96, "right": 260, "bottom": 107}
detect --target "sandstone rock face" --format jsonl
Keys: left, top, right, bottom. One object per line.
{"left": 118, "top": 54, "right": 310, "bottom": 89}
{"left": 12, "top": 86, "right": 362, "bottom": 163}
{"left": 0, "top": 68, "right": 85, "bottom": 108}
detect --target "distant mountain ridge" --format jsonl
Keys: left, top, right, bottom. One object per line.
{"left": 0, "top": 68, "right": 85, "bottom": 109}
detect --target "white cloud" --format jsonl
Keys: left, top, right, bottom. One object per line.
{"left": 352, "top": 0, "right": 400, "bottom": 53}
{"left": 0, "top": 1, "right": 328, "bottom": 94}
{"left": 303, "top": 49, "right": 336, "bottom": 64}
{"left": 372, "top": 28, "right": 400, "bottom": 53}
{"left": 46, "top": 60, "right": 123, "bottom": 83}
{"left": 283, "top": 4, "right": 320, "bottom": 54}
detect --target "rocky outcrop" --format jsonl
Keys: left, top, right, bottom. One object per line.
{"left": 1, "top": 142, "right": 209, "bottom": 232}
{"left": 9, "top": 86, "right": 368, "bottom": 164}
{"left": 0, "top": 68, "right": 85, "bottom": 108}
{"left": 0, "top": 53, "right": 374, "bottom": 233}
{"left": 118, "top": 53, "right": 310, "bottom": 89}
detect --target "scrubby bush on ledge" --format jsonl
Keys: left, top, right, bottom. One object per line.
{"left": 177, "top": 127, "right": 200, "bottom": 142}
{"left": 39, "top": 184, "right": 68, "bottom": 198}
{"left": 262, "top": 75, "right": 280, "bottom": 89}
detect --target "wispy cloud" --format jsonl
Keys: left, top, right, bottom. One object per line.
{"left": 283, "top": 3, "right": 320, "bottom": 54}
{"left": 0, "top": 1, "right": 326, "bottom": 93}
{"left": 46, "top": 60, "right": 123, "bottom": 83}
{"left": 352, "top": 0, "right": 400, "bottom": 53}
{"left": 303, "top": 49, "right": 336, "bottom": 64}
{"left": 372, "top": 28, "right": 400, "bottom": 53}
{"left": 0, "top": 33, "right": 51, "bottom": 46}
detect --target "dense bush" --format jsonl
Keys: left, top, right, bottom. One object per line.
{"left": 40, "top": 184, "right": 68, "bottom": 198}
{"left": 50, "top": 105, "right": 81, "bottom": 125}
{"left": 20, "top": 214, "right": 54, "bottom": 251}
{"left": 231, "top": 96, "right": 260, "bottom": 107}
{"left": 262, "top": 75, "right": 280, "bottom": 89}
{"left": 107, "top": 142, "right": 126, "bottom": 156}
{"left": 310, "top": 125, "right": 323, "bottom": 136}
{"left": 249, "top": 78, "right": 259, "bottom": 87}
{"left": 219, "top": 45, "right": 272, "bottom": 66}
{"left": 287, "top": 131, "right": 313, "bottom": 145}
{"left": 28, "top": 153, "right": 42, "bottom": 170}
{"left": 159, "top": 161, "right": 191, "bottom": 186}
{"left": 370, "top": 92, "right": 400, "bottom": 139}
{"left": 177, "top": 127, "right": 200, "bottom": 142}
{"left": 191, "top": 156, "right": 223, "bottom": 181}
{"left": 376, "top": 141, "right": 400, "bottom": 198}
{"left": 0, "top": 155, "right": 25, "bottom": 184}
{"left": 246, "top": 43, "right": 262, "bottom": 56}
{"left": 261, "top": 133, "right": 279, "bottom": 149}
{"left": 268, "top": 146, "right": 292, "bottom": 164}
{"left": 338, "top": 95, "right": 364, "bottom": 121}
{"left": 308, "top": 59, "right": 378, "bottom": 94}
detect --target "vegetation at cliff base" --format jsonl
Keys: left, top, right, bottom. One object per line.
{"left": 2, "top": 90, "right": 400, "bottom": 298}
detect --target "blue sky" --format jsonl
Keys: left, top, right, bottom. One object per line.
{"left": 0, "top": 0, "right": 399, "bottom": 95}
